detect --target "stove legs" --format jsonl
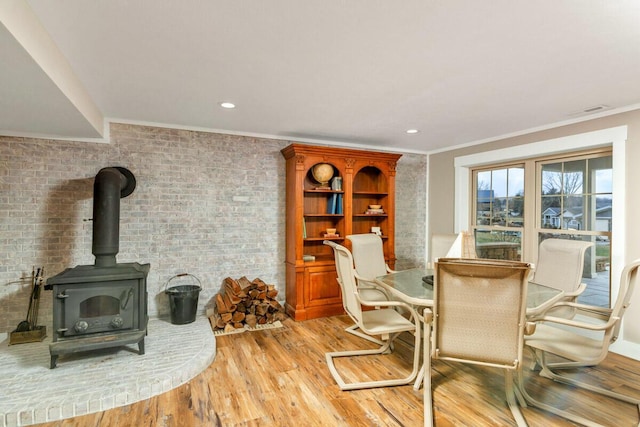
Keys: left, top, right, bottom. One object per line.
{"left": 48, "top": 329, "right": 146, "bottom": 368}
{"left": 50, "top": 355, "right": 58, "bottom": 369}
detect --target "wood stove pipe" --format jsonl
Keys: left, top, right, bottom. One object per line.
{"left": 92, "top": 167, "right": 136, "bottom": 268}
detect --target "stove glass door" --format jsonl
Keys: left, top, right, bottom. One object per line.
{"left": 61, "top": 283, "right": 136, "bottom": 337}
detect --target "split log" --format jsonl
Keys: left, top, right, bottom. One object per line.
{"left": 222, "top": 293, "right": 237, "bottom": 313}
{"left": 238, "top": 276, "right": 253, "bottom": 290}
{"left": 245, "top": 314, "right": 258, "bottom": 328}
{"left": 232, "top": 311, "right": 245, "bottom": 323}
{"left": 266, "top": 284, "right": 278, "bottom": 299}
{"left": 215, "top": 315, "right": 226, "bottom": 329}
{"left": 224, "top": 277, "right": 246, "bottom": 299}
{"left": 268, "top": 300, "right": 283, "bottom": 311}
{"left": 255, "top": 303, "right": 268, "bottom": 316}
{"left": 215, "top": 294, "right": 230, "bottom": 314}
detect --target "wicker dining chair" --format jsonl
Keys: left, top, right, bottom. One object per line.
{"left": 423, "top": 258, "right": 532, "bottom": 426}
{"left": 324, "top": 240, "right": 421, "bottom": 390}
{"left": 518, "top": 258, "right": 640, "bottom": 427}
{"left": 530, "top": 238, "right": 594, "bottom": 318}
{"left": 344, "top": 233, "right": 395, "bottom": 343}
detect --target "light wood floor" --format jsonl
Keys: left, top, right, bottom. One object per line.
{"left": 36, "top": 316, "right": 640, "bottom": 426}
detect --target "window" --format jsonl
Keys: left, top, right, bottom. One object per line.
{"left": 539, "top": 155, "right": 612, "bottom": 234}
{"left": 471, "top": 150, "right": 612, "bottom": 307}
{"left": 537, "top": 154, "right": 612, "bottom": 307}
{"left": 472, "top": 165, "right": 524, "bottom": 261}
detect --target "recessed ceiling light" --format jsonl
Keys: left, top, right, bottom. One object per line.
{"left": 406, "top": 129, "right": 419, "bottom": 134}
{"left": 220, "top": 102, "right": 236, "bottom": 109}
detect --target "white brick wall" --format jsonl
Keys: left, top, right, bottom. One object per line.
{"left": 0, "top": 123, "right": 426, "bottom": 334}
{"left": 395, "top": 153, "right": 427, "bottom": 270}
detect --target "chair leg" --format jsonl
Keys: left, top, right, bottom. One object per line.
{"left": 504, "top": 371, "right": 528, "bottom": 427}
{"left": 515, "top": 364, "right": 607, "bottom": 427}
{"left": 345, "top": 324, "right": 385, "bottom": 345}
{"left": 414, "top": 314, "right": 433, "bottom": 391}
{"left": 327, "top": 327, "right": 420, "bottom": 391}
{"left": 423, "top": 322, "right": 433, "bottom": 427}
{"left": 525, "top": 346, "right": 540, "bottom": 371}
{"left": 413, "top": 362, "right": 425, "bottom": 391}
{"left": 536, "top": 351, "right": 640, "bottom": 410}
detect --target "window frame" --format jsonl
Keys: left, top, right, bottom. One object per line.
{"left": 471, "top": 162, "right": 526, "bottom": 261}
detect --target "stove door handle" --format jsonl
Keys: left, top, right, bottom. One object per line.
{"left": 121, "top": 288, "right": 134, "bottom": 310}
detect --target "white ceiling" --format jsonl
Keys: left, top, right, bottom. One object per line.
{"left": 1, "top": 1, "right": 639, "bottom": 153}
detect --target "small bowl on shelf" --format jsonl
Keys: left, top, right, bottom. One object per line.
{"left": 326, "top": 228, "right": 337, "bottom": 235}
{"left": 368, "top": 204, "right": 382, "bottom": 209}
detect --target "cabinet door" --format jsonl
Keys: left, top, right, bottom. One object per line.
{"left": 304, "top": 264, "right": 342, "bottom": 308}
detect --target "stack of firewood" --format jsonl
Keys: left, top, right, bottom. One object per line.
{"left": 210, "top": 276, "right": 286, "bottom": 332}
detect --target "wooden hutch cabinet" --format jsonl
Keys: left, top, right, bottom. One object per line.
{"left": 281, "top": 143, "right": 402, "bottom": 320}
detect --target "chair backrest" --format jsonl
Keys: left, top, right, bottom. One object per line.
{"left": 532, "top": 238, "right": 594, "bottom": 293}
{"left": 347, "top": 234, "right": 388, "bottom": 280}
{"left": 444, "top": 231, "right": 478, "bottom": 259}
{"left": 324, "top": 240, "right": 363, "bottom": 322}
{"left": 431, "top": 233, "right": 458, "bottom": 264}
{"left": 610, "top": 259, "right": 640, "bottom": 343}
{"left": 434, "top": 258, "right": 531, "bottom": 369}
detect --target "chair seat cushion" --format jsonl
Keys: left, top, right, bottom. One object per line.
{"left": 525, "top": 323, "right": 605, "bottom": 363}
{"left": 360, "top": 309, "right": 416, "bottom": 335}
{"left": 358, "top": 287, "right": 388, "bottom": 302}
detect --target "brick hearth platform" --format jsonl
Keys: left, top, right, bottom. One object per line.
{"left": 0, "top": 316, "right": 216, "bottom": 427}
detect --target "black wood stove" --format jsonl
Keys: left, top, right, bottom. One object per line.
{"left": 46, "top": 167, "right": 149, "bottom": 368}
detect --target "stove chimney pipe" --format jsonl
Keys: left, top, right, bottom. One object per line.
{"left": 92, "top": 167, "right": 136, "bottom": 268}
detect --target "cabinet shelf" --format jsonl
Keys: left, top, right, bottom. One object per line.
{"left": 304, "top": 214, "right": 344, "bottom": 217}
{"left": 353, "top": 214, "right": 388, "bottom": 217}
{"left": 352, "top": 191, "right": 388, "bottom": 196}
{"left": 305, "top": 189, "right": 344, "bottom": 194}
{"left": 303, "top": 254, "right": 335, "bottom": 263}
{"left": 305, "top": 237, "right": 344, "bottom": 242}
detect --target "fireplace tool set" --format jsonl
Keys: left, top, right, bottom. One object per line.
{"left": 9, "top": 266, "right": 47, "bottom": 344}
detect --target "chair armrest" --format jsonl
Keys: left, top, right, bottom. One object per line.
{"left": 524, "top": 322, "right": 538, "bottom": 335}
{"left": 533, "top": 300, "right": 612, "bottom": 319}
{"left": 527, "top": 264, "right": 536, "bottom": 281}
{"left": 353, "top": 271, "right": 392, "bottom": 299}
{"left": 357, "top": 282, "right": 384, "bottom": 291}
{"left": 531, "top": 312, "right": 619, "bottom": 332}
{"left": 562, "top": 282, "right": 587, "bottom": 298}
{"left": 357, "top": 294, "right": 420, "bottom": 321}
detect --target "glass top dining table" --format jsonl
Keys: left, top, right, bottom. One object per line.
{"left": 375, "top": 268, "right": 564, "bottom": 316}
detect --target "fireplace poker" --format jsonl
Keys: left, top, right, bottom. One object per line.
{"left": 30, "top": 268, "right": 43, "bottom": 329}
